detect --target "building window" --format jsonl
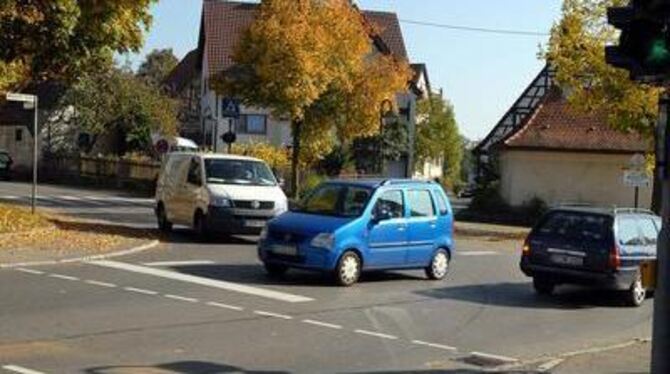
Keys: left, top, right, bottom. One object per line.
{"left": 15, "top": 128, "right": 23, "bottom": 142}
{"left": 239, "top": 114, "right": 267, "bottom": 135}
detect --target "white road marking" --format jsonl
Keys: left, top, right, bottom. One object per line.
{"left": 89, "top": 260, "right": 313, "bottom": 303}
{"left": 354, "top": 329, "right": 399, "bottom": 340}
{"left": 123, "top": 287, "right": 158, "bottom": 295}
{"left": 142, "top": 260, "right": 216, "bottom": 267}
{"left": 253, "top": 310, "right": 293, "bottom": 320}
{"left": 206, "top": 301, "right": 244, "bottom": 311}
{"left": 48, "top": 274, "right": 79, "bottom": 281}
{"left": 411, "top": 340, "right": 457, "bottom": 351}
{"left": 16, "top": 268, "right": 44, "bottom": 275}
{"left": 0, "top": 195, "right": 20, "bottom": 200}
{"left": 538, "top": 358, "right": 565, "bottom": 372}
{"left": 84, "top": 280, "right": 117, "bottom": 288}
{"left": 302, "top": 319, "right": 343, "bottom": 330}
{"left": 458, "top": 251, "right": 499, "bottom": 256}
{"left": 2, "top": 365, "right": 47, "bottom": 374}
{"left": 469, "top": 351, "right": 519, "bottom": 365}
{"left": 164, "top": 294, "right": 199, "bottom": 303}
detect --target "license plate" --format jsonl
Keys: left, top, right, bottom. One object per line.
{"left": 551, "top": 254, "right": 584, "bottom": 266}
{"left": 245, "top": 219, "right": 266, "bottom": 228}
{"left": 272, "top": 244, "right": 297, "bottom": 256}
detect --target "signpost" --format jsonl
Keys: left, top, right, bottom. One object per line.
{"left": 6, "top": 92, "right": 38, "bottom": 214}
{"left": 218, "top": 98, "right": 240, "bottom": 153}
{"left": 623, "top": 154, "right": 651, "bottom": 208}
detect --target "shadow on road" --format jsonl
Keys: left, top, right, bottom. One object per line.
{"left": 85, "top": 360, "right": 289, "bottom": 373}
{"left": 164, "top": 229, "right": 258, "bottom": 246}
{"left": 415, "top": 282, "right": 633, "bottom": 309}
{"left": 170, "top": 264, "right": 426, "bottom": 288}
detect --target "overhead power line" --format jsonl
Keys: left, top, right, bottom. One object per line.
{"left": 398, "top": 19, "right": 550, "bottom": 37}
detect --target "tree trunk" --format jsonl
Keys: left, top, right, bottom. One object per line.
{"left": 290, "top": 120, "right": 302, "bottom": 198}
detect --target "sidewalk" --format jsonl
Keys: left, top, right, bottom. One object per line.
{"left": 455, "top": 221, "right": 530, "bottom": 241}
{"left": 548, "top": 339, "right": 650, "bottom": 374}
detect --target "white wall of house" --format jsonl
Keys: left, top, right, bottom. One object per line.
{"left": 414, "top": 157, "right": 443, "bottom": 180}
{"left": 0, "top": 125, "right": 38, "bottom": 172}
{"left": 499, "top": 150, "right": 652, "bottom": 209}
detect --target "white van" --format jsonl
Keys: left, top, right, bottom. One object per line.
{"left": 155, "top": 153, "right": 288, "bottom": 236}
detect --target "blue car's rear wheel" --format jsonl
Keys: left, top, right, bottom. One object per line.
{"left": 335, "top": 251, "right": 361, "bottom": 287}
{"left": 425, "top": 249, "right": 450, "bottom": 280}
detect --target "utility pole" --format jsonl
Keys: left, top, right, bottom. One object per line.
{"left": 652, "top": 93, "right": 670, "bottom": 374}
{"left": 604, "top": 2, "right": 670, "bottom": 372}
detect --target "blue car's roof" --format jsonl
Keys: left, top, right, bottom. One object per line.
{"left": 325, "top": 179, "right": 438, "bottom": 189}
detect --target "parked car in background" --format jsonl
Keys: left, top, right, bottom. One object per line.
{"left": 520, "top": 206, "right": 660, "bottom": 306}
{"left": 0, "top": 151, "right": 13, "bottom": 180}
{"left": 457, "top": 183, "right": 476, "bottom": 199}
{"left": 155, "top": 153, "right": 288, "bottom": 237}
{"left": 258, "top": 179, "right": 454, "bottom": 286}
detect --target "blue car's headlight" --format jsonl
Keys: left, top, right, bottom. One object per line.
{"left": 310, "top": 233, "right": 335, "bottom": 250}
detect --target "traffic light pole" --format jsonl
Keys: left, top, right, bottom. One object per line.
{"left": 652, "top": 92, "right": 670, "bottom": 374}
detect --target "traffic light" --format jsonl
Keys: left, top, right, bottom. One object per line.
{"left": 606, "top": 0, "right": 670, "bottom": 83}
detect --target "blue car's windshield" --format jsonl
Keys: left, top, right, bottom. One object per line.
{"left": 295, "top": 184, "right": 372, "bottom": 217}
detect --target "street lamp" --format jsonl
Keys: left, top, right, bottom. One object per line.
{"left": 6, "top": 92, "right": 38, "bottom": 214}
{"left": 378, "top": 99, "right": 398, "bottom": 176}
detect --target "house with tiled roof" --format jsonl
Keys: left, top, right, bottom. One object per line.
{"left": 477, "top": 67, "right": 652, "bottom": 209}
{"left": 165, "top": 0, "right": 434, "bottom": 178}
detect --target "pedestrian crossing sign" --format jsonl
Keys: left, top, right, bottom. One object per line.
{"left": 221, "top": 98, "right": 240, "bottom": 119}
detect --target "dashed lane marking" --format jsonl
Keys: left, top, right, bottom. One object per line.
{"left": 205, "top": 301, "right": 244, "bottom": 311}
{"left": 16, "top": 268, "right": 44, "bottom": 275}
{"left": 411, "top": 340, "right": 458, "bottom": 351}
{"left": 163, "top": 294, "right": 199, "bottom": 303}
{"left": 2, "top": 365, "right": 47, "bottom": 374}
{"left": 254, "top": 310, "right": 293, "bottom": 320}
{"left": 142, "top": 260, "right": 216, "bottom": 267}
{"left": 48, "top": 274, "right": 79, "bottom": 281}
{"left": 354, "top": 329, "right": 399, "bottom": 340}
{"left": 89, "top": 260, "right": 314, "bottom": 303}
{"left": 123, "top": 287, "right": 158, "bottom": 295}
{"left": 302, "top": 319, "right": 343, "bottom": 330}
{"left": 84, "top": 280, "right": 117, "bottom": 288}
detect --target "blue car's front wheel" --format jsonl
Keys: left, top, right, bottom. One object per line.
{"left": 335, "top": 251, "right": 361, "bottom": 287}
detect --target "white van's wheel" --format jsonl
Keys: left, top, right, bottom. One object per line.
{"left": 194, "top": 210, "right": 210, "bottom": 239}
{"left": 157, "top": 204, "right": 172, "bottom": 233}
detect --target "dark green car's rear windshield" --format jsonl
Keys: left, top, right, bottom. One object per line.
{"left": 295, "top": 184, "right": 372, "bottom": 217}
{"left": 535, "top": 211, "right": 612, "bottom": 242}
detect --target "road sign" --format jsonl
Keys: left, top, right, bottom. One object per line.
{"left": 6, "top": 92, "right": 36, "bottom": 103}
{"left": 624, "top": 169, "right": 651, "bottom": 187}
{"left": 221, "top": 131, "right": 237, "bottom": 145}
{"left": 221, "top": 98, "right": 240, "bottom": 119}
{"left": 155, "top": 139, "right": 170, "bottom": 154}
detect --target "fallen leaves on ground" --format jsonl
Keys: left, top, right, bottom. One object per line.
{"left": 0, "top": 204, "right": 157, "bottom": 253}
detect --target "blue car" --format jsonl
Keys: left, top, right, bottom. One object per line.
{"left": 258, "top": 179, "right": 454, "bottom": 286}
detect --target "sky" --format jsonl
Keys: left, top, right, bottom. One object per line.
{"left": 126, "top": 0, "right": 564, "bottom": 141}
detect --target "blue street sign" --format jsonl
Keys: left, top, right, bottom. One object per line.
{"left": 221, "top": 98, "right": 241, "bottom": 119}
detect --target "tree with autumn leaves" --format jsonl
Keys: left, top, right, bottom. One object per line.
{"left": 545, "top": 0, "right": 662, "bottom": 209}
{"left": 213, "top": 0, "right": 411, "bottom": 195}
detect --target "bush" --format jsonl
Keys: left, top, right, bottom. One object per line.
{"left": 520, "top": 197, "right": 548, "bottom": 224}
{"left": 229, "top": 142, "right": 290, "bottom": 170}
{"left": 469, "top": 182, "right": 509, "bottom": 213}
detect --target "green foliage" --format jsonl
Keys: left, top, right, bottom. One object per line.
{"left": 544, "top": 0, "right": 661, "bottom": 138}
{"left": 351, "top": 118, "right": 410, "bottom": 174}
{"left": 137, "top": 48, "right": 179, "bottom": 86}
{"left": 60, "top": 66, "right": 178, "bottom": 155}
{"left": 415, "top": 96, "right": 463, "bottom": 186}
{"left": 0, "top": 0, "right": 156, "bottom": 93}
{"left": 318, "top": 145, "right": 353, "bottom": 177}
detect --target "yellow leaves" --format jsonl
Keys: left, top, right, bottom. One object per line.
{"left": 230, "top": 142, "right": 291, "bottom": 170}
{"left": 0, "top": 204, "right": 156, "bottom": 253}
{"left": 0, "top": 60, "right": 28, "bottom": 95}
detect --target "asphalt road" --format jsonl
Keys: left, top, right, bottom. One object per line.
{"left": 0, "top": 182, "right": 654, "bottom": 373}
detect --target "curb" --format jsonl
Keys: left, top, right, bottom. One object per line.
{"left": 0, "top": 240, "right": 161, "bottom": 269}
